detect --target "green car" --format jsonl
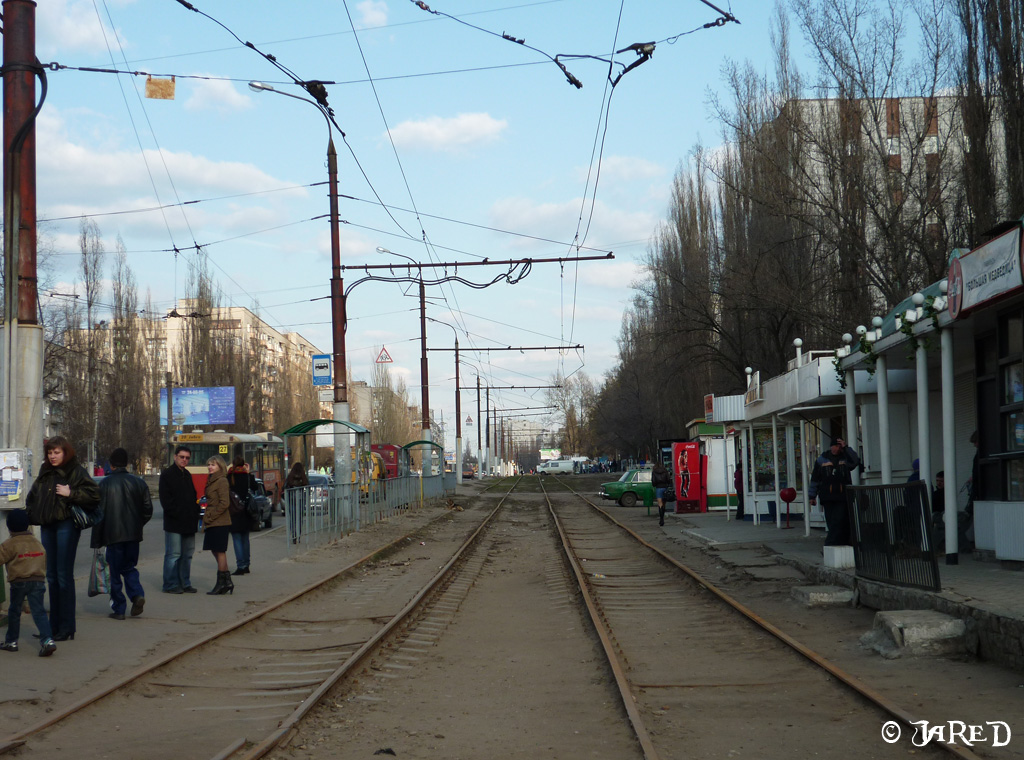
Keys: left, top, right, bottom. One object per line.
{"left": 600, "top": 468, "right": 655, "bottom": 507}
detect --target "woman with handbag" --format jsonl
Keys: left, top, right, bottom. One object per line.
{"left": 227, "top": 455, "right": 256, "bottom": 576}
{"left": 202, "top": 455, "right": 233, "bottom": 596}
{"left": 25, "top": 436, "right": 100, "bottom": 641}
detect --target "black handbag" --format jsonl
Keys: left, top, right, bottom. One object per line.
{"left": 70, "top": 504, "right": 101, "bottom": 530}
{"left": 663, "top": 485, "right": 676, "bottom": 502}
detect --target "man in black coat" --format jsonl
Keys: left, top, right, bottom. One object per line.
{"left": 95, "top": 448, "right": 153, "bottom": 619}
{"left": 809, "top": 437, "right": 861, "bottom": 546}
{"left": 159, "top": 445, "right": 199, "bottom": 594}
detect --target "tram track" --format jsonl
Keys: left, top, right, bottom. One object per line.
{"left": 544, "top": 475, "right": 983, "bottom": 760}
{"left": 0, "top": 480, "right": 520, "bottom": 760}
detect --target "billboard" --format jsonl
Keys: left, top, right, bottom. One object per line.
{"left": 160, "top": 387, "right": 236, "bottom": 426}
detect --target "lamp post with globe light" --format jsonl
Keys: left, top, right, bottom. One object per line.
{"left": 248, "top": 81, "right": 350, "bottom": 485}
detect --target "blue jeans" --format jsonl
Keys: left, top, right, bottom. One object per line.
{"left": 162, "top": 531, "right": 196, "bottom": 591}
{"left": 40, "top": 519, "right": 82, "bottom": 636}
{"left": 6, "top": 580, "right": 52, "bottom": 643}
{"left": 231, "top": 531, "right": 250, "bottom": 570}
{"left": 107, "top": 542, "right": 144, "bottom": 615}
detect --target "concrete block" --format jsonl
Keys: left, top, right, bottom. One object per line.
{"left": 823, "top": 545, "right": 855, "bottom": 568}
{"left": 860, "top": 609, "right": 967, "bottom": 659}
{"left": 792, "top": 585, "right": 855, "bottom": 607}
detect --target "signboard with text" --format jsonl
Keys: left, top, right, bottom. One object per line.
{"left": 312, "top": 354, "right": 332, "bottom": 387}
{"left": 159, "top": 387, "right": 235, "bottom": 426}
{"left": 948, "top": 225, "right": 1023, "bottom": 320}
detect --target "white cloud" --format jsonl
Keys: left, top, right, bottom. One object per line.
{"left": 357, "top": 0, "right": 388, "bottom": 27}
{"left": 37, "top": 0, "right": 129, "bottom": 55}
{"left": 488, "top": 197, "right": 656, "bottom": 251}
{"left": 577, "top": 261, "right": 644, "bottom": 290}
{"left": 554, "top": 304, "right": 625, "bottom": 323}
{"left": 577, "top": 155, "right": 664, "bottom": 184}
{"left": 387, "top": 113, "right": 507, "bottom": 151}
{"left": 184, "top": 78, "right": 253, "bottom": 114}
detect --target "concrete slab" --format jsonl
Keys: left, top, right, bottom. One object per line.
{"left": 860, "top": 609, "right": 967, "bottom": 659}
{"left": 792, "top": 585, "right": 855, "bottom": 607}
{"left": 744, "top": 565, "right": 807, "bottom": 580}
{"left": 711, "top": 550, "right": 778, "bottom": 567}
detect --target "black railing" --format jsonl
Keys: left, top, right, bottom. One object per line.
{"left": 848, "top": 482, "right": 941, "bottom": 592}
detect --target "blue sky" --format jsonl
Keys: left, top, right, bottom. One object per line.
{"left": 35, "top": 0, "right": 780, "bottom": 443}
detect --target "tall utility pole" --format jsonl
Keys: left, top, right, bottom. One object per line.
{"left": 2, "top": 0, "right": 44, "bottom": 493}
{"left": 418, "top": 280, "right": 429, "bottom": 440}
{"left": 476, "top": 376, "right": 481, "bottom": 474}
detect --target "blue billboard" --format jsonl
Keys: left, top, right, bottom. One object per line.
{"left": 159, "top": 386, "right": 236, "bottom": 426}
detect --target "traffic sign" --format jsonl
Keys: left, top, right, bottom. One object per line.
{"left": 318, "top": 389, "right": 333, "bottom": 402}
{"left": 376, "top": 346, "right": 393, "bottom": 364}
{"left": 311, "top": 354, "right": 332, "bottom": 387}
{"left": 465, "top": 415, "right": 473, "bottom": 426}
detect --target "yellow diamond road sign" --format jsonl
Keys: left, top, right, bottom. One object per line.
{"left": 376, "top": 346, "right": 393, "bottom": 364}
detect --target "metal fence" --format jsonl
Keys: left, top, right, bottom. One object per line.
{"left": 283, "top": 473, "right": 457, "bottom": 549}
{"left": 849, "top": 482, "right": 941, "bottom": 591}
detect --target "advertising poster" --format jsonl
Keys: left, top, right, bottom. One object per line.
{"left": 671, "top": 441, "right": 703, "bottom": 513}
{"left": 159, "top": 387, "right": 236, "bottom": 426}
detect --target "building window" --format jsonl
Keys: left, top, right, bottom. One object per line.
{"left": 979, "top": 311, "right": 1024, "bottom": 499}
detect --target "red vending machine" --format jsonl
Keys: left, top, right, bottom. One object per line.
{"left": 671, "top": 441, "right": 706, "bottom": 513}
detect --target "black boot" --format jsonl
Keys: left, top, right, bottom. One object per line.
{"left": 658, "top": 507, "right": 665, "bottom": 526}
{"left": 207, "top": 571, "right": 234, "bottom": 595}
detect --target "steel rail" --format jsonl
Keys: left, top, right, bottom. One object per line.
{"left": 233, "top": 476, "right": 522, "bottom": 760}
{"left": 0, "top": 508, "right": 469, "bottom": 755}
{"left": 539, "top": 476, "right": 662, "bottom": 760}
{"left": 554, "top": 476, "right": 984, "bottom": 760}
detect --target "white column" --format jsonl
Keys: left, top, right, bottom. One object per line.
{"left": 800, "top": 419, "right": 811, "bottom": 537}
{"left": 876, "top": 354, "right": 893, "bottom": 483}
{"left": 844, "top": 368, "right": 860, "bottom": 485}
{"left": 916, "top": 341, "right": 931, "bottom": 493}
{"left": 723, "top": 432, "right": 733, "bottom": 520}
{"left": 941, "top": 327, "right": 959, "bottom": 560}
{"left": 772, "top": 414, "right": 782, "bottom": 528}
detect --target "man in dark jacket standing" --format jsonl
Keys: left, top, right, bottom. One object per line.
{"left": 95, "top": 448, "right": 153, "bottom": 619}
{"left": 809, "top": 437, "right": 861, "bottom": 546}
{"left": 159, "top": 445, "right": 199, "bottom": 594}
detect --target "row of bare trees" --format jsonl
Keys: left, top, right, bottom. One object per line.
{"left": 590, "top": 0, "right": 1024, "bottom": 459}
{"left": 47, "top": 220, "right": 328, "bottom": 470}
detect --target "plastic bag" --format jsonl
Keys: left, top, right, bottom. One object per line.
{"left": 87, "top": 548, "right": 110, "bottom": 597}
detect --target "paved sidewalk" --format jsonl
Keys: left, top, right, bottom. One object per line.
{"left": 0, "top": 505, "right": 450, "bottom": 722}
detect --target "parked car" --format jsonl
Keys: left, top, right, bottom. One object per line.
{"left": 600, "top": 467, "right": 655, "bottom": 508}
{"left": 306, "top": 472, "right": 332, "bottom": 514}
{"left": 250, "top": 478, "right": 273, "bottom": 530}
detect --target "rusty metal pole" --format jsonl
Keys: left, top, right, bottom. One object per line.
{"left": 2, "top": 0, "right": 43, "bottom": 481}
{"left": 476, "top": 375, "right": 481, "bottom": 474}
{"left": 455, "top": 337, "right": 462, "bottom": 485}
{"left": 419, "top": 279, "right": 430, "bottom": 441}
{"left": 327, "top": 137, "right": 350, "bottom": 486}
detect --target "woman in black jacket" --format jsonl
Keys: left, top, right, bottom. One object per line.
{"left": 228, "top": 455, "right": 257, "bottom": 576}
{"left": 651, "top": 461, "right": 672, "bottom": 528}
{"left": 284, "top": 462, "right": 309, "bottom": 544}
{"left": 25, "top": 436, "right": 100, "bottom": 641}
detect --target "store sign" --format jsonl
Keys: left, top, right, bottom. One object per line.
{"left": 744, "top": 372, "right": 763, "bottom": 406}
{"left": 948, "top": 226, "right": 1023, "bottom": 320}
{"left": 704, "top": 394, "right": 714, "bottom": 423}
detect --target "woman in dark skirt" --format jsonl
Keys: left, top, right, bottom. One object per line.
{"left": 202, "top": 455, "right": 233, "bottom": 595}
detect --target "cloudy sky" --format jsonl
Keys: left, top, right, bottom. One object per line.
{"left": 33, "top": 0, "right": 778, "bottom": 447}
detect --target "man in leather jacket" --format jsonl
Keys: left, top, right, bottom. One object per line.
{"left": 94, "top": 448, "right": 153, "bottom": 619}
{"left": 159, "top": 445, "right": 199, "bottom": 594}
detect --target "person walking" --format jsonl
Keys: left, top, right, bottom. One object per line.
{"left": 159, "top": 445, "right": 199, "bottom": 594}
{"left": 651, "top": 461, "right": 671, "bottom": 527}
{"left": 203, "top": 455, "right": 233, "bottom": 595}
{"left": 227, "top": 455, "right": 257, "bottom": 576}
{"left": 284, "top": 461, "right": 309, "bottom": 544}
{"left": 734, "top": 466, "right": 745, "bottom": 521}
{"left": 809, "top": 437, "right": 861, "bottom": 546}
{"left": 0, "top": 509, "right": 57, "bottom": 656}
{"left": 93, "top": 448, "right": 153, "bottom": 620}
{"left": 25, "top": 436, "right": 100, "bottom": 642}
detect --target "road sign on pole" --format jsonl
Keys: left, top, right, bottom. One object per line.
{"left": 376, "top": 346, "right": 393, "bottom": 364}
{"left": 312, "top": 354, "right": 332, "bottom": 387}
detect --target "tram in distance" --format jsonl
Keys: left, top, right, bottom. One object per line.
{"left": 167, "top": 431, "right": 285, "bottom": 506}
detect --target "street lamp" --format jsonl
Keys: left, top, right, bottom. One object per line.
{"left": 249, "top": 81, "right": 350, "bottom": 485}
{"left": 426, "top": 316, "right": 463, "bottom": 485}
